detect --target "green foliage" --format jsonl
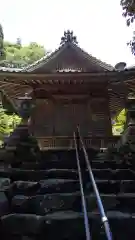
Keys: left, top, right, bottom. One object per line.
{"left": 121, "top": 0, "right": 135, "bottom": 54}
{"left": 121, "top": 0, "right": 135, "bottom": 26}
{"left": 0, "top": 27, "right": 47, "bottom": 145}
{"left": 0, "top": 39, "right": 46, "bottom": 68}
{"left": 114, "top": 109, "right": 126, "bottom": 125}
{"left": 112, "top": 109, "right": 126, "bottom": 135}
{"left": 0, "top": 24, "right": 5, "bottom": 60}
{"left": 0, "top": 107, "right": 21, "bottom": 145}
{"left": 127, "top": 32, "right": 135, "bottom": 55}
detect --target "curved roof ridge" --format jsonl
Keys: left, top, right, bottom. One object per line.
{"left": 23, "top": 41, "right": 114, "bottom": 73}
{"left": 22, "top": 43, "right": 67, "bottom": 72}
{"left": 0, "top": 66, "right": 23, "bottom": 72}
{"left": 71, "top": 43, "right": 114, "bottom": 71}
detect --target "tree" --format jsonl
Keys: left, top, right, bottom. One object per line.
{"left": 0, "top": 24, "right": 5, "bottom": 59}
{"left": 112, "top": 109, "right": 126, "bottom": 135}
{"left": 121, "top": 0, "right": 135, "bottom": 54}
{"left": 121, "top": 0, "right": 135, "bottom": 26}
{"left": 0, "top": 106, "right": 21, "bottom": 146}
{"left": 0, "top": 28, "right": 48, "bottom": 145}
{"left": 0, "top": 39, "right": 46, "bottom": 68}
{"left": 16, "top": 38, "right": 22, "bottom": 49}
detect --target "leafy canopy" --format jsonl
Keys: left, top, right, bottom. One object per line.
{"left": 0, "top": 39, "right": 47, "bottom": 68}
{"left": 0, "top": 24, "right": 5, "bottom": 59}
{"left": 0, "top": 107, "right": 21, "bottom": 145}
{"left": 121, "top": 0, "right": 135, "bottom": 54}
{"left": 121, "top": 0, "right": 135, "bottom": 26}
{"left": 112, "top": 109, "right": 126, "bottom": 135}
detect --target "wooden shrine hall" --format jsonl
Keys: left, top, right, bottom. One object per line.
{"left": 0, "top": 30, "right": 135, "bottom": 150}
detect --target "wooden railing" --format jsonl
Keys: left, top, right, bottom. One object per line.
{"left": 36, "top": 135, "right": 120, "bottom": 150}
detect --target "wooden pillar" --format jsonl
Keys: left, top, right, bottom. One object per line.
{"left": 90, "top": 96, "right": 112, "bottom": 137}
{"left": 106, "top": 89, "right": 113, "bottom": 136}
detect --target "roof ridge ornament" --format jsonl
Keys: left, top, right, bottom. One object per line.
{"left": 60, "top": 30, "right": 78, "bottom": 45}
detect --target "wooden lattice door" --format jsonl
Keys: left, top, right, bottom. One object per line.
{"left": 72, "top": 102, "right": 91, "bottom": 136}
{"left": 54, "top": 103, "right": 74, "bottom": 136}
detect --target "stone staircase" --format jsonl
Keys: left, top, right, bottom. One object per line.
{"left": 0, "top": 150, "right": 135, "bottom": 239}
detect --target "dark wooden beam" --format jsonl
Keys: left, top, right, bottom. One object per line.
{"left": 0, "top": 72, "right": 116, "bottom": 84}
{"left": 0, "top": 72, "right": 115, "bottom": 78}
{"left": 0, "top": 69, "right": 135, "bottom": 79}
{"left": 33, "top": 87, "right": 108, "bottom": 98}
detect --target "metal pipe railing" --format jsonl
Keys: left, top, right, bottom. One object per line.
{"left": 73, "top": 132, "right": 91, "bottom": 240}
{"left": 77, "top": 127, "right": 112, "bottom": 240}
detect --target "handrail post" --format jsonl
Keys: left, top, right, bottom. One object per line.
{"left": 77, "top": 127, "right": 113, "bottom": 240}
{"left": 73, "top": 132, "right": 91, "bottom": 240}
{"left": 76, "top": 127, "right": 80, "bottom": 151}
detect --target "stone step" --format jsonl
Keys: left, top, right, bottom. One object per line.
{"left": 91, "top": 161, "right": 129, "bottom": 169}
{"left": 1, "top": 211, "right": 135, "bottom": 239}
{"left": 10, "top": 193, "right": 135, "bottom": 215}
{"left": 11, "top": 192, "right": 117, "bottom": 215}
{"left": 2, "top": 179, "right": 135, "bottom": 196}
{"left": 3, "top": 191, "right": 135, "bottom": 221}
{"left": 0, "top": 168, "right": 134, "bottom": 181}
{"left": 0, "top": 168, "right": 79, "bottom": 181}
{"left": 21, "top": 160, "right": 86, "bottom": 170}
{"left": 21, "top": 159, "right": 130, "bottom": 170}
{"left": 39, "top": 149, "right": 99, "bottom": 160}
{"left": 1, "top": 176, "right": 135, "bottom": 194}
{"left": 4, "top": 179, "right": 80, "bottom": 196}
{"left": 86, "top": 180, "right": 135, "bottom": 194}
{"left": 93, "top": 169, "right": 135, "bottom": 180}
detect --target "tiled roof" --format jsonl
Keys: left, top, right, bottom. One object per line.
{"left": 0, "top": 31, "right": 115, "bottom": 73}
{"left": 23, "top": 42, "right": 114, "bottom": 73}
{"left": 0, "top": 66, "right": 23, "bottom": 72}
{"left": 1, "top": 31, "right": 135, "bottom": 74}
{"left": 23, "top": 44, "right": 67, "bottom": 72}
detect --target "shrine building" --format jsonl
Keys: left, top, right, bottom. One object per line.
{"left": 0, "top": 30, "right": 135, "bottom": 150}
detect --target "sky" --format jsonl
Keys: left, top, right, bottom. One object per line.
{"left": 1, "top": 0, "right": 135, "bottom": 67}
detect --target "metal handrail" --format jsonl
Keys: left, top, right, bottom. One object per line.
{"left": 77, "top": 127, "right": 113, "bottom": 240}
{"left": 73, "top": 132, "right": 91, "bottom": 240}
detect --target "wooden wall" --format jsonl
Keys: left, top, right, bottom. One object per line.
{"left": 30, "top": 97, "right": 112, "bottom": 138}
{"left": 90, "top": 98, "right": 112, "bottom": 136}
